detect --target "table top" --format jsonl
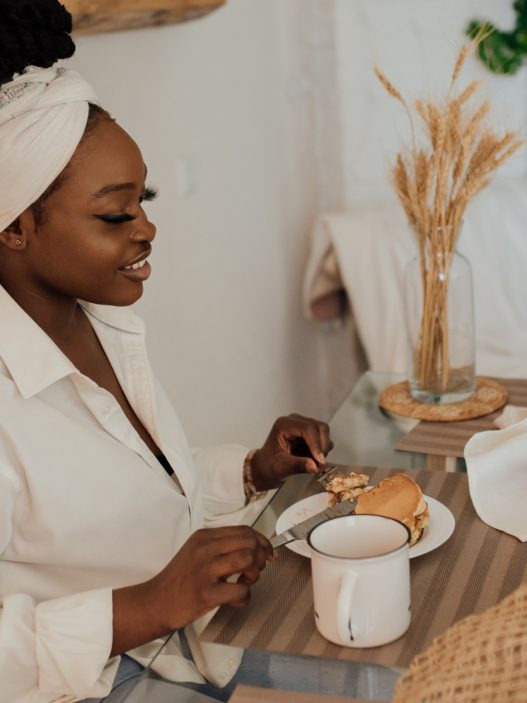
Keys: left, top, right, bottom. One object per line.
{"left": 230, "top": 684, "right": 381, "bottom": 703}
{"left": 204, "top": 467, "right": 527, "bottom": 670}
{"left": 327, "top": 371, "right": 462, "bottom": 471}
{"left": 133, "top": 371, "right": 524, "bottom": 701}
{"left": 394, "top": 376, "right": 527, "bottom": 458}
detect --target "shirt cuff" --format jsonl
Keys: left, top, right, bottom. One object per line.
{"left": 193, "top": 444, "right": 271, "bottom": 526}
{"left": 35, "top": 587, "right": 117, "bottom": 699}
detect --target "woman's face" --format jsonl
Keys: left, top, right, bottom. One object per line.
{"left": 20, "top": 118, "right": 157, "bottom": 307}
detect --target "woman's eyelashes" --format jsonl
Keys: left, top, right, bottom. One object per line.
{"left": 95, "top": 213, "right": 135, "bottom": 224}
{"left": 141, "top": 186, "right": 158, "bottom": 203}
{"left": 94, "top": 186, "right": 159, "bottom": 224}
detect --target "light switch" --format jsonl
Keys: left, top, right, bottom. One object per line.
{"left": 174, "top": 157, "right": 198, "bottom": 198}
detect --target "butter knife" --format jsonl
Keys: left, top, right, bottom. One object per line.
{"left": 271, "top": 499, "right": 356, "bottom": 549}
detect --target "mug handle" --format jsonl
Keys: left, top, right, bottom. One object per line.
{"left": 337, "top": 571, "right": 358, "bottom": 644}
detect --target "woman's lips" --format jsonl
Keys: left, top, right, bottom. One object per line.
{"left": 118, "top": 258, "right": 151, "bottom": 281}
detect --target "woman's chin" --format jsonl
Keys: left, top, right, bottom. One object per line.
{"left": 85, "top": 282, "right": 145, "bottom": 307}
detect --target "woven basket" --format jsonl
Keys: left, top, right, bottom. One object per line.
{"left": 393, "top": 581, "right": 527, "bottom": 702}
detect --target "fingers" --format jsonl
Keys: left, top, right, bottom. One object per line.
{"left": 253, "top": 414, "right": 334, "bottom": 484}
{"left": 205, "top": 528, "right": 271, "bottom": 605}
{"left": 280, "top": 414, "right": 332, "bottom": 466}
{"left": 145, "top": 526, "right": 274, "bottom": 632}
{"left": 216, "top": 527, "right": 275, "bottom": 608}
{"left": 195, "top": 526, "right": 273, "bottom": 582}
{"left": 272, "top": 451, "right": 319, "bottom": 476}
{"left": 206, "top": 525, "right": 274, "bottom": 560}
{"left": 208, "top": 580, "right": 252, "bottom": 608}
{"left": 214, "top": 546, "right": 268, "bottom": 582}
{"left": 288, "top": 414, "right": 331, "bottom": 453}
{"left": 315, "top": 420, "right": 332, "bottom": 460}
{"left": 249, "top": 413, "right": 333, "bottom": 492}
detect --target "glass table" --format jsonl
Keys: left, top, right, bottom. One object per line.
{"left": 124, "top": 371, "right": 460, "bottom": 702}
{"left": 327, "top": 370, "right": 463, "bottom": 472}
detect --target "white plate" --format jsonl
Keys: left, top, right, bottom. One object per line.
{"left": 275, "top": 493, "right": 455, "bottom": 559}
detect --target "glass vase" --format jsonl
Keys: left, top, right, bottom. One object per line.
{"left": 403, "top": 249, "right": 476, "bottom": 404}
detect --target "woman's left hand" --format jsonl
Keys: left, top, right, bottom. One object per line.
{"left": 250, "top": 413, "right": 333, "bottom": 491}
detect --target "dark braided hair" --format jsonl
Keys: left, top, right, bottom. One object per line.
{"left": 0, "top": 0, "right": 75, "bottom": 85}
{"left": 0, "top": 1, "right": 111, "bottom": 226}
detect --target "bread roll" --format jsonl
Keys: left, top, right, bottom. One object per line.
{"left": 355, "top": 473, "right": 429, "bottom": 546}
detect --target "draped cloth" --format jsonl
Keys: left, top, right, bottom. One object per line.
{"left": 0, "top": 66, "right": 100, "bottom": 232}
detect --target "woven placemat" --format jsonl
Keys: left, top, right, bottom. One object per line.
{"left": 395, "top": 377, "right": 527, "bottom": 458}
{"left": 379, "top": 377, "right": 507, "bottom": 422}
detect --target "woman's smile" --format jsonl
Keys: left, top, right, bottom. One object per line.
{"left": 118, "top": 256, "right": 151, "bottom": 281}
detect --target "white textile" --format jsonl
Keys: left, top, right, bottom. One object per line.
{"left": 494, "top": 405, "right": 527, "bottom": 429}
{"left": 0, "top": 286, "right": 266, "bottom": 703}
{"left": 303, "top": 178, "right": 527, "bottom": 377}
{"left": 0, "top": 66, "right": 99, "bottom": 232}
{"left": 465, "top": 418, "right": 527, "bottom": 542}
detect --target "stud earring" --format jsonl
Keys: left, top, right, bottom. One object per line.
{"left": 15, "top": 239, "right": 22, "bottom": 246}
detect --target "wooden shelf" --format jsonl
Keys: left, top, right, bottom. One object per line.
{"left": 64, "top": 0, "right": 226, "bottom": 35}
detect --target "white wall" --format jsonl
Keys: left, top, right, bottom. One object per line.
{"left": 69, "top": 1, "right": 520, "bottom": 443}
{"left": 69, "top": 0, "right": 332, "bottom": 447}
{"left": 302, "top": 0, "right": 527, "bottom": 397}
{"left": 333, "top": 0, "right": 526, "bottom": 208}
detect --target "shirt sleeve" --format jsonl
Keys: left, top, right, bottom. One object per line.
{"left": 0, "top": 465, "right": 118, "bottom": 703}
{"left": 191, "top": 444, "right": 271, "bottom": 528}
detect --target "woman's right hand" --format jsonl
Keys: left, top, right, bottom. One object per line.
{"left": 111, "top": 525, "right": 274, "bottom": 655}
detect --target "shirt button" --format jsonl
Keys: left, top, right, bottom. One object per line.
{"left": 103, "top": 406, "right": 112, "bottom": 415}
{"left": 228, "top": 658, "right": 236, "bottom": 668}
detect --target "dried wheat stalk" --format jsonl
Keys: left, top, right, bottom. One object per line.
{"left": 376, "top": 42, "right": 524, "bottom": 393}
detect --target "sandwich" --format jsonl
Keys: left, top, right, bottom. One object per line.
{"left": 325, "top": 471, "right": 370, "bottom": 507}
{"left": 354, "top": 473, "right": 429, "bottom": 546}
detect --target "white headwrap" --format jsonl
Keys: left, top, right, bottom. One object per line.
{"left": 0, "top": 66, "right": 100, "bottom": 232}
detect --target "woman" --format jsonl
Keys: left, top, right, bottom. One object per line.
{"left": 0, "top": 2, "right": 331, "bottom": 701}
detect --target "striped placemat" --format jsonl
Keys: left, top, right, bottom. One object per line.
{"left": 229, "top": 685, "right": 378, "bottom": 703}
{"left": 202, "top": 467, "right": 527, "bottom": 669}
{"left": 395, "top": 377, "right": 527, "bottom": 458}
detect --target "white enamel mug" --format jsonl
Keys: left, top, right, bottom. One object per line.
{"left": 307, "top": 514, "right": 411, "bottom": 648}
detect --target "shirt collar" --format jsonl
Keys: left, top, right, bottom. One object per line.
{"left": 0, "top": 286, "right": 144, "bottom": 399}
{"left": 80, "top": 300, "right": 145, "bottom": 335}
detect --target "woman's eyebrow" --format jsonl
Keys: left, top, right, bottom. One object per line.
{"left": 93, "top": 166, "right": 148, "bottom": 199}
{"left": 92, "top": 182, "right": 136, "bottom": 198}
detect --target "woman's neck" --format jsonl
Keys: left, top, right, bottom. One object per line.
{"left": 1, "top": 278, "right": 82, "bottom": 345}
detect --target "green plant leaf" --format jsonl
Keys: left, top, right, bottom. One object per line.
{"left": 466, "top": 4, "right": 527, "bottom": 75}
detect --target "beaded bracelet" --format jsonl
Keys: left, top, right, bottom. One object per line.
{"left": 243, "top": 448, "right": 268, "bottom": 503}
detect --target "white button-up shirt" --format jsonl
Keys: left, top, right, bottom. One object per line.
{"left": 0, "top": 286, "right": 264, "bottom": 703}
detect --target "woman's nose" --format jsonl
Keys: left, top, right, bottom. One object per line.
{"left": 132, "top": 213, "right": 156, "bottom": 243}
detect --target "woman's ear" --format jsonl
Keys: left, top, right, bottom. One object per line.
{"left": 0, "top": 209, "right": 37, "bottom": 251}
{"left": 0, "top": 219, "right": 26, "bottom": 250}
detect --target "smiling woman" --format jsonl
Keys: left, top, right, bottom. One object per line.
{"left": 64, "top": 0, "right": 226, "bottom": 34}
{"left": 4, "top": 117, "right": 157, "bottom": 310}
{"left": 0, "top": 2, "right": 333, "bottom": 701}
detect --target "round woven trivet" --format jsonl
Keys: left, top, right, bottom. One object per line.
{"left": 379, "top": 377, "right": 508, "bottom": 422}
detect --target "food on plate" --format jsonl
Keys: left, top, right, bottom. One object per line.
{"left": 325, "top": 471, "right": 370, "bottom": 507}
{"left": 355, "top": 473, "right": 430, "bottom": 546}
